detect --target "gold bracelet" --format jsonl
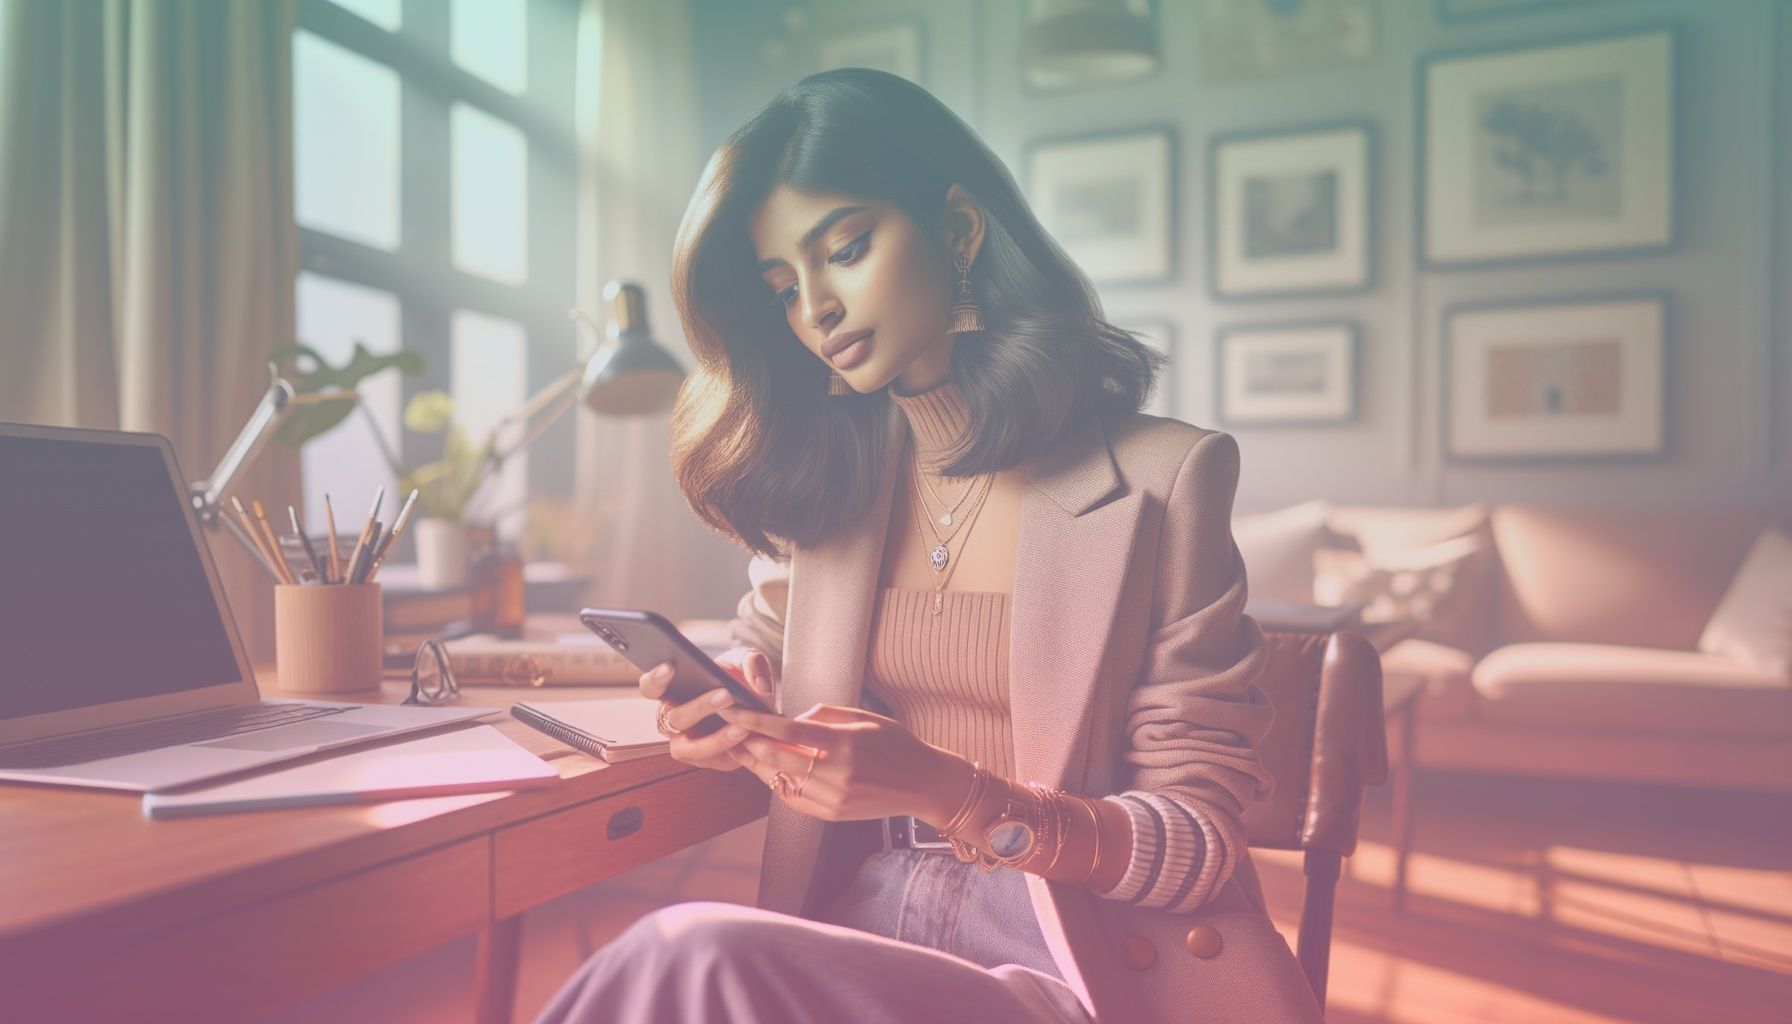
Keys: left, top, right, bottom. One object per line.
{"left": 1077, "top": 795, "right": 1104, "bottom": 890}
{"left": 938, "top": 761, "right": 989, "bottom": 839}
{"left": 1027, "top": 783, "right": 1067, "bottom": 874}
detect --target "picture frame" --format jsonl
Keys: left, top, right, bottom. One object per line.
{"left": 1214, "top": 320, "right": 1357, "bottom": 426}
{"left": 1435, "top": 0, "right": 1610, "bottom": 24}
{"left": 1020, "top": 0, "right": 1161, "bottom": 96}
{"left": 1114, "top": 319, "right": 1176, "bottom": 418}
{"left": 1418, "top": 26, "right": 1675, "bottom": 268}
{"left": 1442, "top": 292, "right": 1667, "bottom": 461}
{"left": 817, "top": 19, "right": 925, "bottom": 86}
{"left": 1195, "top": 0, "right": 1377, "bottom": 86}
{"left": 1025, "top": 126, "right": 1175, "bottom": 286}
{"left": 1208, "top": 121, "right": 1374, "bottom": 299}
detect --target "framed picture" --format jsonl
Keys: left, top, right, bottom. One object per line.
{"left": 1209, "top": 121, "right": 1374, "bottom": 299}
{"left": 1020, "top": 0, "right": 1160, "bottom": 95}
{"left": 1419, "top": 27, "right": 1675, "bottom": 267}
{"left": 1436, "top": 0, "right": 1610, "bottom": 23}
{"left": 817, "top": 19, "right": 925, "bottom": 86}
{"left": 1443, "top": 293, "right": 1666, "bottom": 461}
{"left": 1025, "top": 127, "right": 1175, "bottom": 286}
{"left": 1195, "top": 0, "right": 1376, "bottom": 86}
{"left": 1115, "top": 319, "right": 1176, "bottom": 418}
{"left": 1215, "top": 320, "right": 1357, "bottom": 426}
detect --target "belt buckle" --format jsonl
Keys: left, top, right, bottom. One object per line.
{"left": 904, "top": 816, "right": 955, "bottom": 851}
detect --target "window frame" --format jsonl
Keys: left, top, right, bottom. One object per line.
{"left": 294, "top": 0, "right": 583, "bottom": 513}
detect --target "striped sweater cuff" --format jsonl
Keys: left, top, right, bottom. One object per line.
{"left": 1092, "top": 791, "right": 1211, "bottom": 911}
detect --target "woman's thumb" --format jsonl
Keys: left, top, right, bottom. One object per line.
{"left": 748, "top": 650, "right": 773, "bottom": 697}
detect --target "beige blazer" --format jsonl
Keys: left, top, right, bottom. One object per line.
{"left": 728, "top": 399, "right": 1323, "bottom": 1024}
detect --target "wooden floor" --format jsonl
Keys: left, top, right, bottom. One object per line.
{"left": 267, "top": 772, "right": 1792, "bottom": 1023}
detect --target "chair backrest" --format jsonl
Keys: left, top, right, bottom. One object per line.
{"left": 1242, "top": 629, "right": 1387, "bottom": 1007}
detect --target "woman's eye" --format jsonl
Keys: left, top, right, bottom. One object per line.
{"left": 830, "top": 233, "right": 870, "bottom": 265}
{"left": 775, "top": 285, "right": 798, "bottom": 307}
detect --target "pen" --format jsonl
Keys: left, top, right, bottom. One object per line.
{"left": 289, "top": 506, "right": 326, "bottom": 583}
{"left": 341, "top": 486, "right": 384, "bottom": 587}
{"left": 230, "top": 496, "right": 284, "bottom": 583}
{"left": 365, "top": 488, "right": 419, "bottom": 583}
{"left": 249, "top": 500, "right": 297, "bottom": 586}
{"left": 324, "top": 493, "right": 343, "bottom": 584}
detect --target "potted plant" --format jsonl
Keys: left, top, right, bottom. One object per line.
{"left": 394, "top": 389, "right": 504, "bottom": 588}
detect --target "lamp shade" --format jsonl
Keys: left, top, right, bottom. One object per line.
{"left": 1021, "top": 0, "right": 1159, "bottom": 92}
{"left": 580, "top": 281, "right": 686, "bottom": 416}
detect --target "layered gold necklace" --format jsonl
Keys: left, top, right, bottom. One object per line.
{"left": 906, "top": 443, "right": 997, "bottom": 616}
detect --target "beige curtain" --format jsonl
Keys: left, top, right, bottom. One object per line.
{"left": 573, "top": 0, "right": 745, "bottom": 620}
{"left": 0, "top": 0, "right": 300, "bottom": 658}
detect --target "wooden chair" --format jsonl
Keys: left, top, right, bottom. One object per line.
{"left": 1241, "top": 629, "right": 1388, "bottom": 1008}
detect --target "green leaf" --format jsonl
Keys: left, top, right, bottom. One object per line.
{"left": 272, "top": 342, "right": 425, "bottom": 448}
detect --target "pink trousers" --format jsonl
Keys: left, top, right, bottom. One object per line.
{"left": 534, "top": 847, "right": 1094, "bottom": 1023}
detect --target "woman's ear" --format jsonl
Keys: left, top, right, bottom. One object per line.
{"left": 940, "top": 183, "right": 986, "bottom": 267}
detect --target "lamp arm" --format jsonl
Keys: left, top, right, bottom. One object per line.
{"left": 486, "top": 364, "right": 583, "bottom": 466}
{"left": 190, "top": 363, "right": 295, "bottom": 525}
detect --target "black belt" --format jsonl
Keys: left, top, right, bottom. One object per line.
{"left": 882, "top": 814, "right": 957, "bottom": 852}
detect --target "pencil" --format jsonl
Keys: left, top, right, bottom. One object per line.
{"left": 230, "top": 496, "right": 284, "bottom": 583}
{"left": 250, "top": 500, "right": 297, "bottom": 586}
{"left": 324, "top": 493, "right": 343, "bottom": 584}
{"left": 365, "top": 488, "right": 419, "bottom": 583}
{"left": 343, "top": 512, "right": 377, "bottom": 588}
{"left": 289, "top": 506, "right": 326, "bottom": 583}
{"left": 350, "top": 520, "right": 383, "bottom": 585}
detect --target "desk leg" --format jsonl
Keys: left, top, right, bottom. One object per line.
{"left": 1390, "top": 700, "right": 1416, "bottom": 915}
{"left": 475, "top": 915, "right": 523, "bottom": 1024}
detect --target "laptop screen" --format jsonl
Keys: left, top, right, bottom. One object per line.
{"left": 0, "top": 432, "right": 244, "bottom": 720}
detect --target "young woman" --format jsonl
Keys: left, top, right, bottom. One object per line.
{"left": 535, "top": 69, "right": 1322, "bottom": 1024}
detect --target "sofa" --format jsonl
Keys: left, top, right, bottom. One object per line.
{"left": 1235, "top": 500, "right": 1792, "bottom": 794}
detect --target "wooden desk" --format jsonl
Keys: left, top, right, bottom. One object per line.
{"left": 0, "top": 671, "right": 770, "bottom": 1023}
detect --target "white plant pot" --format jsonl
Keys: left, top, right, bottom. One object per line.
{"left": 414, "top": 518, "right": 471, "bottom": 589}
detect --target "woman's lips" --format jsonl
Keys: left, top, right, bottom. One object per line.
{"left": 829, "top": 331, "right": 872, "bottom": 369}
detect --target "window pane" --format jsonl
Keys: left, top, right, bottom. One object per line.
{"left": 451, "top": 0, "right": 527, "bottom": 95}
{"left": 295, "top": 273, "right": 402, "bottom": 539}
{"left": 451, "top": 311, "right": 527, "bottom": 537}
{"left": 451, "top": 104, "right": 528, "bottom": 284}
{"left": 295, "top": 32, "right": 400, "bottom": 250}
{"left": 325, "top": 0, "right": 400, "bottom": 31}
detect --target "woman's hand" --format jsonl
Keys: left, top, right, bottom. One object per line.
{"left": 638, "top": 645, "right": 776, "bottom": 773}
{"left": 716, "top": 702, "right": 969, "bottom": 823}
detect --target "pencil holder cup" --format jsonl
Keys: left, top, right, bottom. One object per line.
{"left": 274, "top": 584, "right": 383, "bottom": 694}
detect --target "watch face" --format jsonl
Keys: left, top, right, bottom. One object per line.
{"left": 986, "top": 819, "right": 1034, "bottom": 859}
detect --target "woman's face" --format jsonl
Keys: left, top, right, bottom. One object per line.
{"left": 748, "top": 185, "right": 958, "bottom": 394}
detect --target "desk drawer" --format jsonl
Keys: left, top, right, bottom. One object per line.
{"left": 10, "top": 837, "right": 489, "bottom": 1022}
{"left": 494, "top": 766, "right": 768, "bottom": 918}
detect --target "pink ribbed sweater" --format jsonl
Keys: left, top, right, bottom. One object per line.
{"left": 883, "top": 380, "right": 1214, "bottom": 912}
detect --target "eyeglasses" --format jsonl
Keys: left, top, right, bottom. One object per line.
{"left": 403, "top": 639, "right": 461, "bottom": 706}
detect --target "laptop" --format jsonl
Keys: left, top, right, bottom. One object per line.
{"left": 0, "top": 421, "right": 492, "bottom": 793}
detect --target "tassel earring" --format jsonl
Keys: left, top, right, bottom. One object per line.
{"left": 826, "top": 372, "right": 852, "bottom": 396}
{"left": 946, "top": 252, "right": 984, "bottom": 335}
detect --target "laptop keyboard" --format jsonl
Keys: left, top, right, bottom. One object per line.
{"left": 0, "top": 703, "right": 357, "bottom": 769}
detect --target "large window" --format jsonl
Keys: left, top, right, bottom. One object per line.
{"left": 293, "top": 0, "right": 579, "bottom": 539}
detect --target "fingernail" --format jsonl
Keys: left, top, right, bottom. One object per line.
{"left": 710, "top": 691, "right": 730, "bottom": 707}
{"left": 726, "top": 725, "right": 748, "bottom": 739}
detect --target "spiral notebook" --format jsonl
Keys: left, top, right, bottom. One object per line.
{"left": 510, "top": 698, "right": 670, "bottom": 763}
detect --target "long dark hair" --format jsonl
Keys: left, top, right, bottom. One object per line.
{"left": 668, "top": 68, "right": 1165, "bottom": 559}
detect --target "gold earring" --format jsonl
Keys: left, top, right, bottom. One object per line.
{"left": 947, "top": 253, "right": 983, "bottom": 334}
{"left": 826, "top": 372, "right": 851, "bottom": 396}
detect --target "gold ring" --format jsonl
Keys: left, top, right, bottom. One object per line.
{"left": 655, "top": 701, "right": 683, "bottom": 738}
{"left": 793, "top": 747, "right": 819, "bottom": 798}
{"left": 769, "top": 770, "right": 791, "bottom": 796}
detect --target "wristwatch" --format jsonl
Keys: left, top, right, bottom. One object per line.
{"left": 973, "top": 793, "right": 1038, "bottom": 872}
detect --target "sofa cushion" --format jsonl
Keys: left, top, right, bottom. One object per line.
{"left": 1489, "top": 505, "right": 1784, "bottom": 651}
{"left": 1380, "top": 638, "right": 1476, "bottom": 720}
{"left": 1697, "top": 526, "right": 1792, "bottom": 678}
{"left": 1471, "top": 642, "right": 1792, "bottom": 737}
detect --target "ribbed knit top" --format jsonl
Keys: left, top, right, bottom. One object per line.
{"left": 876, "top": 376, "right": 1016, "bottom": 778}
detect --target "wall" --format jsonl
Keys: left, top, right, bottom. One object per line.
{"left": 688, "top": 0, "right": 1790, "bottom": 514}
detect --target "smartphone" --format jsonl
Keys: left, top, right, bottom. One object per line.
{"left": 578, "top": 607, "right": 772, "bottom": 737}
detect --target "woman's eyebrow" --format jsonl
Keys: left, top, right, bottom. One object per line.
{"left": 756, "top": 205, "right": 868, "bottom": 272}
